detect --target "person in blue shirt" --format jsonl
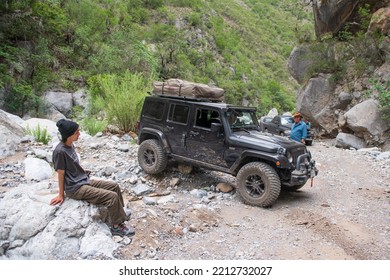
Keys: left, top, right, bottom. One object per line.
{"left": 290, "top": 112, "right": 307, "bottom": 144}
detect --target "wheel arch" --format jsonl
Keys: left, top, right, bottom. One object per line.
{"left": 229, "top": 151, "right": 287, "bottom": 175}
{"left": 138, "top": 128, "right": 171, "bottom": 153}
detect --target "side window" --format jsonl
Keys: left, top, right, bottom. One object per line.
{"left": 195, "top": 108, "right": 220, "bottom": 129}
{"left": 168, "top": 104, "right": 189, "bottom": 124}
{"left": 143, "top": 100, "right": 165, "bottom": 120}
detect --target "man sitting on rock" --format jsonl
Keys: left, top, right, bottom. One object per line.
{"left": 50, "top": 119, "right": 135, "bottom": 237}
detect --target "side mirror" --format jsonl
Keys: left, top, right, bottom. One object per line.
{"left": 210, "top": 122, "right": 222, "bottom": 133}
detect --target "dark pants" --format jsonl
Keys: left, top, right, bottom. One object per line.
{"left": 67, "top": 179, "right": 127, "bottom": 226}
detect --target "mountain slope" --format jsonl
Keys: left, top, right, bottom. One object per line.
{"left": 0, "top": 0, "right": 314, "bottom": 117}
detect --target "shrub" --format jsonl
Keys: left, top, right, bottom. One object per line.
{"left": 25, "top": 124, "right": 52, "bottom": 145}
{"left": 81, "top": 118, "right": 108, "bottom": 136}
{"left": 188, "top": 12, "right": 202, "bottom": 27}
{"left": 4, "top": 82, "right": 42, "bottom": 117}
{"left": 373, "top": 79, "right": 390, "bottom": 126}
{"left": 87, "top": 71, "right": 151, "bottom": 132}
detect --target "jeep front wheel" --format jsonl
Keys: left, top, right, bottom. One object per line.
{"left": 236, "top": 162, "right": 281, "bottom": 207}
{"left": 138, "top": 139, "right": 168, "bottom": 174}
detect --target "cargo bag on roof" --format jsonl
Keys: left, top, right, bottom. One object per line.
{"left": 152, "top": 79, "right": 225, "bottom": 102}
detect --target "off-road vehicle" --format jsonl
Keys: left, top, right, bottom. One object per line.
{"left": 137, "top": 94, "right": 318, "bottom": 207}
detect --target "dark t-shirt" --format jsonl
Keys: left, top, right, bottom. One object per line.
{"left": 52, "top": 142, "right": 90, "bottom": 194}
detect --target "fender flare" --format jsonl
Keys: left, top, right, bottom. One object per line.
{"left": 229, "top": 150, "right": 290, "bottom": 174}
{"left": 138, "top": 128, "right": 171, "bottom": 154}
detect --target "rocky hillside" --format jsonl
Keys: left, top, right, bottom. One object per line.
{"left": 0, "top": 0, "right": 312, "bottom": 117}
{"left": 1, "top": 0, "right": 389, "bottom": 151}
{"left": 288, "top": 1, "right": 390, "bottom": 149}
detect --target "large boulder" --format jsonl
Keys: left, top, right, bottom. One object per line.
{"left": 296, "top": 74, "right": 335, "bottom": 125}
{"left": 313, "top": 108, "right": 339, "bottom": 137}
{"left": 344, "top": 99, "right": 388, "bottom": 140}
{"left": 73, "top": 89, "right": 89, "bottom": 109}
{"left": 43, "top": 91, "right": 73, "bottom": 121}
{"left": 0, "top": 182, "right": 119, "bottom": 259}
{"left": 43, "top": 89, "right": 89, "bottom": 121}
{"left": 312, "top": 0, "right": 360, "bottom": 37}
{"left": 0, "top": 110, "right": 24, "bottom": 159}
{"left": 287, "top": 45, "right": 326, "bottom": 85}
{"left": 336, "top": 132, "right": 367, "bottom": 150}
{"left": 368, "top": 7, "right": 390, "bottom": 36}
{"left": 23, "top": 157, "right": 53, "bottom": 181}
{"left": 334, "top": 91, "right": 353, "bottom": 110}
{"left": 312, "top": 0, "right": 390, "bottom": 38}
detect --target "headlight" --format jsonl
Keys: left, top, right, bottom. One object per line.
{"left": 285, "top": 130, "right": 291, "bottom": 135}
{"left": 277, "top": 147, "right": 286, "bottom": 155}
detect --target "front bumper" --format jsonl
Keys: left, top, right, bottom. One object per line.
{"left": 289, "top": 153, "right": 318, "bottom": 186}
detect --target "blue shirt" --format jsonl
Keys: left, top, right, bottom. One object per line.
{"left": 290, "top": 121, "right": 307, "bottom": 143}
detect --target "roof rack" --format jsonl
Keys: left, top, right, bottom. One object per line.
{"left": 147, "top": 92, "right": 223, "bottom": 103}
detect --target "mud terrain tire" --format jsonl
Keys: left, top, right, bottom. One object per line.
{"left": 137, "top": 139, "right": 167, "bottom": 174}
{"left": 236, "top": 162, "right": 281, "bottom": 207}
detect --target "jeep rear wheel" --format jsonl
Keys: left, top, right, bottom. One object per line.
{"left": 138, "top": 139, "right": 167, "bottom": 174}
{"left": 236, "top": 162, "right": 281, "bottom": 207}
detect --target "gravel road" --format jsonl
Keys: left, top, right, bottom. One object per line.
{"left": 1, "top": 137, "right": 388, "bottom": 260}
{"left": 117, "top": 139, "right": 390, "bottom": 260}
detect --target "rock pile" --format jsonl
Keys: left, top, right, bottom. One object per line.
{"left": 0, "top": 117, "right": 236, "bottom": 259}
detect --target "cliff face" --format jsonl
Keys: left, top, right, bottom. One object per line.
{"left": 290, "top": 2, "right": 390, "bottom": 149}
{"left": 312, "top": 0, "right": 389, "bottom": 37}
{"left": 312, "top": 0, "right": 359, "bottom": 37}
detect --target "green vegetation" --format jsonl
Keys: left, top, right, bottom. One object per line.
{"left": 368, "top": 79, "right": 390, "bottom": 126}
{"left": 81, "top": 118, "right": 108, "bottom": 137}
{"left": 88, "top": 71, "right": 151, "bottom": 132}
{"left": 309, "top": 4, "right": 386, "bottom": 84}
{"left": 0, "top": 0, "right": 315, "bottom": 130}
{"left": 25, "top": 124, "right": 52, "bottom": 145}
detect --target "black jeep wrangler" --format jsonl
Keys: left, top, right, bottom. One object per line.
{"left": 137, "top": 94, "right": 318, "bottom": 207}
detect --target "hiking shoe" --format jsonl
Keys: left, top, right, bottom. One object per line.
{"left": 111, "top": 223, "right": 135, "bottom": 237}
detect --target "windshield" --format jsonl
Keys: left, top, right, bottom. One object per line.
{"left": 282, "top": 116, "right": 294, "bottom": 124}
{"left": 227, "top": 109, "right": 258, "bottom": 130}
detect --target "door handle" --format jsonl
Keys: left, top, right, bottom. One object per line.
{"left": 167, "top": 126, "right": 174, "bottom": 131}
{"left": 189, "top": 131, "right": 199, "bottom": 136}
{"left": 181, "top": 133, "right": 187, "bottom": 147}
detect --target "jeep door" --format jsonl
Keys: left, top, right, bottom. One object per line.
{"left": 165, "top": 102, "right": 190, "bottom": 156}
{"left": 187, "top": 107, "right": 227, "bottom": 167}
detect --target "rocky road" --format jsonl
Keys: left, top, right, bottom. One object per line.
{"left": 115, "top": 139, "right": 390, "bottom": 260}
{"left": 1, "top": 137, "right": 389, "bottom": 260}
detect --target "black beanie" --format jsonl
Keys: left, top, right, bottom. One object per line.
{"left": 56, "top": 119, "right": 79, "bottom": 142}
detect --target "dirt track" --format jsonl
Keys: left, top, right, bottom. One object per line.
{"left": 1, "top": 138, "right": 388, "bottom": 260}
{"left": 118, "top": 139, "right": 390, "bottom": 260}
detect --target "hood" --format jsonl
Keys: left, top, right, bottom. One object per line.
{"left": 231, "top": 130, "right": 303, "bottom": 152}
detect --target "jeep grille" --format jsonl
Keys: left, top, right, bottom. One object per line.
{"left": 291, "top": 147, "right": 307, "bottom": 166}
